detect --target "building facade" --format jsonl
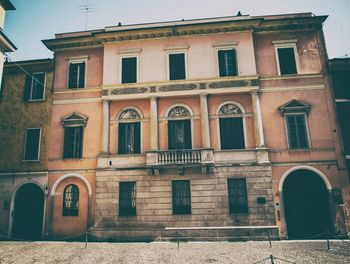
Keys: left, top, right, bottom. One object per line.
{"left": 0, "top": 0, "right": 16, "bottom": 88}
{"left": 329, "top": 57, "right": 350, "bottom": 235}
{"left": 0, "top": 59, "right": 54, "bottom": 240}
{"left": 41, "top": 13, "right": 349, "bottom": 240}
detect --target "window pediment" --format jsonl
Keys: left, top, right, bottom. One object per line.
{"left": 119, "top": 109, "right": 141, "bottom": 120}
{"left": 62, "top": 112, "right": 88, "bottom": 127}
{"left": 279, "top": 99, "right": 310, "bottom": 115}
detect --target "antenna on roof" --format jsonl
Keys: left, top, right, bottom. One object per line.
{"left": 76, "top": 0, "right": 97, "bottom": 30}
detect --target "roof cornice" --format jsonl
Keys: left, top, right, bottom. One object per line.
{"left": 42, "top": 15, "right": 328, "bottom": 52}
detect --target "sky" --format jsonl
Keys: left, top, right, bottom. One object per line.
{"left": 4, "top": 0, "right": 350, "bottom": 61}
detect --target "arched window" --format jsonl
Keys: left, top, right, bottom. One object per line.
{"left": 218, "top": 103, "right": 245, "bottom": 149}
{"left": 118, "top": 108, "right": 141, "bottom": 154}
{"left": 62, "top": 184, "right": 79, "bottom": 216}
{"left": 167, "top": 106, "right": 192, "bottom": 150}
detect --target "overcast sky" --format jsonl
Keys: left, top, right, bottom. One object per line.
{"left": 4, "top": 0, "right": 350, "bottom": 61}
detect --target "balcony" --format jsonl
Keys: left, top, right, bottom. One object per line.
{"left": 146, "top": 149, "right": 214, "bottom": 174}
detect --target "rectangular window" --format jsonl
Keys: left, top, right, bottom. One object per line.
{"left": 119, "top": 182, "right": 136, "bottom": 216}
{"left": 23, "top": 73, "right": 45, "bottom": 101}
{"left": 23, "top": 128, "right": 41, "bottom": 161}
{"left": 68, "top": 62, "right": 85, "bottom": 88}
{"left": 121, "top": 57, "right": 137, "bottom": 83}
{"left": 172, "top": 180, "right": 191, "bottom": 214}
{"left": 169, "top": 53, "right": 186, "bottom": 80}
{"left": 63, "top": 126, "right": 83, "bottom": 158}
{"left": 118, "top": 122, "right": 141, "bottom": 154}
{"left": 228, "top": 178, "right": 248, "bottom": 214}
{"left": 219, "top": 117, "right": 245, "bottom": 149}
{"left": 218, "top": 49, "right": 237, "bottom": 77}
{"left": 286, "top": 115, "right": 309, "bottom": 149}
{"left": 277, "top": 47, "right": 297, "bottom": 75}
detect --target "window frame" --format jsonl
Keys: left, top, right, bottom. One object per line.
{"left": 284, "top": 113, "right": 311, "bottom": 150}
{"left": 172, "top": 180, "right": 192, "bottom": 215}
{"left": 67, "top": 57, "right": 88, "bottom": 89}
{"left": 216, "top": 101, "right": 247, "bottom": 150}
{"left": 167, "top": 51, "right": 188, "bottom": 81}
{"left": 227, "top": 178, "right": 248, "bottom": 214}
{"left": 63, "top": 126, "right": 84, "bottom": 159}
{"left": 119, "top": 181, "right": 137, "bottom": 216}
{"left": 273, "top": 40, "right": 300, "bottom": 76}
{"left": 62, "top": 184, "right": 80, "bottom": 217}
{"left": 119, "top": 54, "right": 139, "bottom": 84}
{"left": 28, "top": 72, "right": 46, "bottom": 101}
{"left": 22, "top": 127, "right": 42, "bottom": 162}
{"left": 116, "top": 107, "right": 143, "bottom": 154}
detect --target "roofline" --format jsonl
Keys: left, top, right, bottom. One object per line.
{"left": 4, "top": 58, "right": 53, "bottom": 67}
{"left": 0, "top": 0, "right": 15, "bottom": 10}
{"left": 0, "top": 29, "right": 16, "bottom": 52}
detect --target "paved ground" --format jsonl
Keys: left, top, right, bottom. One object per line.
{"left": 0, "top": 240, "right": 349, "bottom": 264}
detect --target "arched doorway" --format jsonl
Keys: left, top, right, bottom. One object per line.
{"left": 283, "top": 169, "right": 333, "bottom": 239}
{"left": 11, "top": 183, "right": 44, "bottom": 240}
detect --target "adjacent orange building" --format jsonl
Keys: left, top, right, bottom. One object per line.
{"left": 4, "top": 12, "right": 346, "bottom": 241}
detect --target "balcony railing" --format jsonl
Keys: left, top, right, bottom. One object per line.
{"left": 146, "top": 149, "right": 214, "bottom": 168}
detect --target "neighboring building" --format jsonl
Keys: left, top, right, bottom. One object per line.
{"left": 0, "top": 0, "right": 16, "bottom": 90}
{"left": 329, "top": 57, "right": 350, "bottom": 235}
{"left": 41, "top": 12, "right": 349, "bottom": 241}
{"left": 0, "top": 59, "right": 54, "bottom": 240}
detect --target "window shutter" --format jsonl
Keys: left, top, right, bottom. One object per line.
{"left": 68, "top": 63, "right": 78, "bottom": 88}
{"left": 278, "top": 48, "right": 297, "bottom": 75}
{"left": 169, "top": 54, "right": 185, "bottom": 80}
{"left": 78, "top": 62, "right": 85, "bottom": 88}
{"left": 24, "top": 129, "right": 40, "bottom": 160}
{"left": 133, "top": 122, "right": 141, "bottom": 154}
{"left": 220, "top": 117, "right": 244, "bottom": 149}
{"left": 218, "top": 50, "right": 227, "bottom": 77}
{"left": 118, "top": 123, "right": 127, "bottom": 154}
{"left": 183, "top": 120, "right": 192, "bottom": 149}
{"left": 23, "top": 75, "right": 32, "bottom": 102}
{"left": 122, "top": 57, "right": 137, "bottom": 83}
{"left": 168, "top": 121, "right": 176, "bottom": 150}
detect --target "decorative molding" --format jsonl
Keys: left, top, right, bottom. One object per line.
{"left": 212, "top": 42, "right": 238, "bottom": 48}
{"left": 279, "top": 99, "right": 310, "bottom": 115}
{"left": 117, "top": 48, "right": 142, "bottom": 54}
{"left": 62, "top": 112, "right": 88, "bottom": 127}
{"left": 53, "top": 98, "right": 102, "bottom": 104}
{"left": 164, "top": 45, "right": 189, "bottom": 51}
{"left": 66, "top": 55, "right": 90, "bottom": 61}
{"left": 260, "top": 85, "right": 324, "bottom": 93}
{"left": 272, "top": 39, "right": 298, "bottom": 44}
{"left": 168, "top": 106, "right": 191, "bottom": 118}
{"left": 119, "top": 109, "right": 141, "bottom": 120}
{"left": 219, "top": 103, "right": 243, "bottom": 115}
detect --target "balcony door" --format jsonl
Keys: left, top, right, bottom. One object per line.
{"left": 167, "top": 105, "right": 192, "bottom": 150}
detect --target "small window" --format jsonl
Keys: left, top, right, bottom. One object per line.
{"left": 277, "top": 47, "right": 297, "bottom": 75}
{"left": 23, "top": 128, "right": 41, "bottom": 161}
{"left": 68, "top": 61, "right": 85, "bottom": 88}
{"left": 121, "top": 57, "right": 137, "bottom": 83}
{"left": 218, "top": 49, "right": 237, "bottom": 77}
{"left": 169, "top": 53, "right": 186, "bottom": 80}
{"left": 62, "top": 184, "right": 79, "bottom": 216}
{"left": 61, "top": 112, "right": 88, "bottom": 159}
{"left": 119, "top": 182, "right": 136, "bottom": 216}
{"left": 286, "top": 115, "right": 309, "bottom": 149}
{"left": 63, "top": 127, "right": 83, "bottom": 159}
{"left": 23, "top": 73, "right": 45, "bottom": 101}
{"left": 228, "top": 178, "right": 248, "bottom": 214}
{"left": 172, "top": 180, "right": 191, "bottom": 215}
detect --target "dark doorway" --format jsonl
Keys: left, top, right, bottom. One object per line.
{"left": 283, "top": 170, "right": 333, "bottom": 239}
{"left": 12, "top": 183, "right": 44, "bottom": 240}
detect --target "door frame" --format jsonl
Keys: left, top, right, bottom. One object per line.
{"left": 8, "top": 181, "right": 46, "bottom": 239}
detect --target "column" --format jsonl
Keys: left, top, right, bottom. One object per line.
{"left": 150, "top": 96, "right": 159, "bottom": 150}
{"left": 251, "top": 91, "right": 265, "bottom": 147}
{"left": 102, "top": 100, "right": 110, "bottom": 154}
{"left": 200, "top": 93, "right": 211, "bottom": 148}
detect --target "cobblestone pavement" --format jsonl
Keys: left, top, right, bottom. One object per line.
{"left": 0, "top": 240, "right": 349, "bottom": 264}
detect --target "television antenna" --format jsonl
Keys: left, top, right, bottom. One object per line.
{"left": 76, "top": 0, "right": 97, "bottom": 30}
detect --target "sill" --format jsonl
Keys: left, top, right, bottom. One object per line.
{"left": 27, "top": 99, "right": 45, "bottom": 102}
{"left": 118, "top": 214, "right": 137, "bottom": 217}
{"left": 67, "top": 87, "right": 85, "bottom": 90}
{"left": 62, "top": 215, "right": 79, "bottom": 217}
{"left": 22, "top": 159, "right": 40, "bottom": 162}
{"left": 287, "top": 148, "right": 311, "bottom": 152}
